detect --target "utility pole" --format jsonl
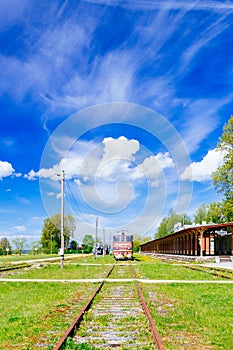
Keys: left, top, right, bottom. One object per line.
{"left": 60, "top": 170, "right": 65, "bottom": 269}
{"left": 95, "top": 217, "right": 98, "bottom": 259}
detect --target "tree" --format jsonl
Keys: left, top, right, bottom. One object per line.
{"left": 213, "top": 116, "right": 233, "bottom": 217}
{"left": 69, "top": 240, "right": 77, "bottom": 250}
{"left": 133, "top": 234, "right": 151, "bottom": 252}
{"left": 41, "top": 214, "right": 76, "bottom": 254}
{"left": 82, "top": 234, "right": 94, "bottom": 248}
{"left": 64, "top": 215, "right": 76, "bottom": 249}
{"left": 156, "top": 217, "right": 169, "bottom": 238}
{"left": 155, "top": 210, "right": 191, "bottom": 238}
{"left": 0, "top": 237, "right": 12, "bottom": 255}
{"left": 194, "top": 203, "right": 208, "bottom": 224}
{"left": 12, "top": 236, "right": 27, "bottom": 255}
{"left": 30, "top": 241, "right": 42, "bottom": 255}
{"left": 222, "top": 200, "right": 233, "bottom": 222}
{"left": 207, "top": 202, "right": 224, "bottom": 223}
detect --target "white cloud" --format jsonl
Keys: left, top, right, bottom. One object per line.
{"left": 102, "top": 136, "right": 139, "bottom": 162}
{"left": 83, "top": 0, "right": 233, "bottom": 11}
{"left": 47, "top": 192, "right": 55, "bottom": 197}
{"left": 179, "top": 95, "right": 233, "bottom": 154}
{"left": 139, "top": 152, "right": 175, "bottom": 187}
{"left": 180, "top": 148, "right": 227, "bottom": 182}
{"left": 26, "top": 136, "right": 175, "bottom": 190}
{"left": 13, "top": 225, "right": 27, "bottom": 232}
{"left": 14, "top": 173, "right": 22, "bottom": 177}
{"left": 0, "top": 160, "right": 15, "bottom": 180}
{"left": 25, "top": 165, "right": 61, "bottom": 181}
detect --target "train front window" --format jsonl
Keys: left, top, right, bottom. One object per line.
{"left": 113, "top": 236, "right": 121, "bottom": 242}
{"left": 126, "top": 235, "right": 133, "bottom": 242}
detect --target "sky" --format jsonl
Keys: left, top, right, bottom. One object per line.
{"left": 0, "top": 0, "right": 233, "bottom": 247}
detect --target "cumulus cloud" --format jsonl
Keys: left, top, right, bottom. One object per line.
{"left": 102, "top": 136, "right": 139, "bottom": 162}
{"left": 0, "top": 160, "right": 15, "bottom": 180}
{"left": 26, "top": 136, "right": 174, "bottom": 189}
{"left": 180, "top": 148, "right": 227, "bottom": 182}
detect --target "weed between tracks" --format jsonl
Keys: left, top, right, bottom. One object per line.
{"left": 70, "top": 282, "right": 156, "bottom": 349}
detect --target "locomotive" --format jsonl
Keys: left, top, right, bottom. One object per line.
{"left": 112, "top": 231, "right": 133, "bottom": 260}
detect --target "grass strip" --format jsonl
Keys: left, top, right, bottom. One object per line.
{"left": 134, "top": 258, "right": 232, "bottom": 280}
{"left": 2, "top": 263, "right": 113, "bottom": 280}
{"left": 142, "top": 283, "right": 233, "bottom": 349}
{"left": 0, "top": 282, "right": 98, "bottom": 349}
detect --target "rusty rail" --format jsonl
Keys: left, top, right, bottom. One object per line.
{"left": 53, "top": 265, "right": 114, "bottom": 350}
{"left": 54, "top": 263, "right": 165, "bottom": 349}
{"left": 130, "top": 265, "right": 165, "bottom": 350}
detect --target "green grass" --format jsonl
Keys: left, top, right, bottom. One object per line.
{"left": 1, "top": 255, "right": 233, "bottom": 349}
{"left": 142, "top": 283, "right": 233, "bottom": 349}
{"left": 0, "top": 253, "right": 97, "bottom": 267}
{"left": 67, "top": 254, "right": 115, "bottom": 264}
{"left": 0, "top": 282, "right": 98, "bottom": 350}
{"left": 0, "top": 254, "right": 58, "bottom": 264}
{"left": 4, "top": 263, "right": 113, "bottom": 279}
{"left": 134, "top": 257, "right": 231, "bottom": 280}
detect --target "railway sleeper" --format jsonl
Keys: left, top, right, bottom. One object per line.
{"left": 72, "top": 283, "right": 157, "bottom": 349}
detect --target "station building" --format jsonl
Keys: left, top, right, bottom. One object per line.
{"left": 140, "top": 222, "right": 233, "bottom": 259}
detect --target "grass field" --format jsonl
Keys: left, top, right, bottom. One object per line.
{"left": 134, "top": 258, "right": 231, "bottom": 280}
{"left": 142, "top": 283, "right": 233, "bottom": 349}
{"left": 3, "top": 263, "right": 113, "bottom": 280}
{"left": 0, "top": 282, "right": 97, "bottom": 350}
{"left": 0, "top": 254, "right": 232, "bottom": 349}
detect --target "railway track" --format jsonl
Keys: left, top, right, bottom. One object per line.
{"left": 0, "top": 262, "right": 32, "bottom": 273}
{"left": 54, "top": 264, "right": 165, "bottom": 349}
{"left": 0, "top": 256, "right": 78, "bottom": 274}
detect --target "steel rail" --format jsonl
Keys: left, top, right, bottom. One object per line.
{"left": 130, "top": 265, "right": 165, "bottom": 350}
{"left": 53, "top": 265, "right": 115, "bottom": 350}
{"left": 0, "top": 263, "right": 31, "bottom": 272}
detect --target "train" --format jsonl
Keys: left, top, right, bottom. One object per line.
{"left": 112, "top": 231, "right": 134, "bottom": 260}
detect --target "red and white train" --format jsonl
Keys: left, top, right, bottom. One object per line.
{"left": 112, "top": 231, "right": 134, "bottom": 260}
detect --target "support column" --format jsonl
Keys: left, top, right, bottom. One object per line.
{"left": 231, "top": 227, "right": 233, "bottom": 255}
{"left": 199, "top": 228, "right": 205, "bottom": 257}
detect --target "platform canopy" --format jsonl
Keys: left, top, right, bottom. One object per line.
{"left": 140, "top": 222, "right": 233, "bottom": 257}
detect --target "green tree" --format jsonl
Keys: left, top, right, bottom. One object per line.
{"left": 30, "top": 241, "right": 42, "bottom": 255}
{"left": 0, "top": 237, "right": 12, "bottom": 255}
{"left": 41, "top": 214, "right": 76, "bottom": 254}
{"left": 213, "top": 116, "right": 233, "bottom": 220}
{"left": 156, "top": 217, "right": 169, "bottom": 238}
{"left": 222, "top": 200, "right": 233, "bottom": 222}
{"left": 82, "top": 234, "right": 94, "bottom": 248}
{"left": 64, "top": 215, "right": 76, "bottom": 249}
{"left": 133, "top": 234, "right": 151, "bottom": 252}
{"left": 12, "top": 236, "right": 27, "bottom": 255}
{"left": 69, "top": 240, "right": 77, "bottom": 250}
{"left": 194, "top": 203, "right": 208, "bottom": 224}
{"left": 155, "top": 210, "right": 191, "bottom": 238}
{"left": 207, "top": 202, "right": 224, "bottom": 223}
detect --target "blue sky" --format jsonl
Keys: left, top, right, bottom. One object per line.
{"left": 0, "top": 0, "right": 233, "bottom": 246}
